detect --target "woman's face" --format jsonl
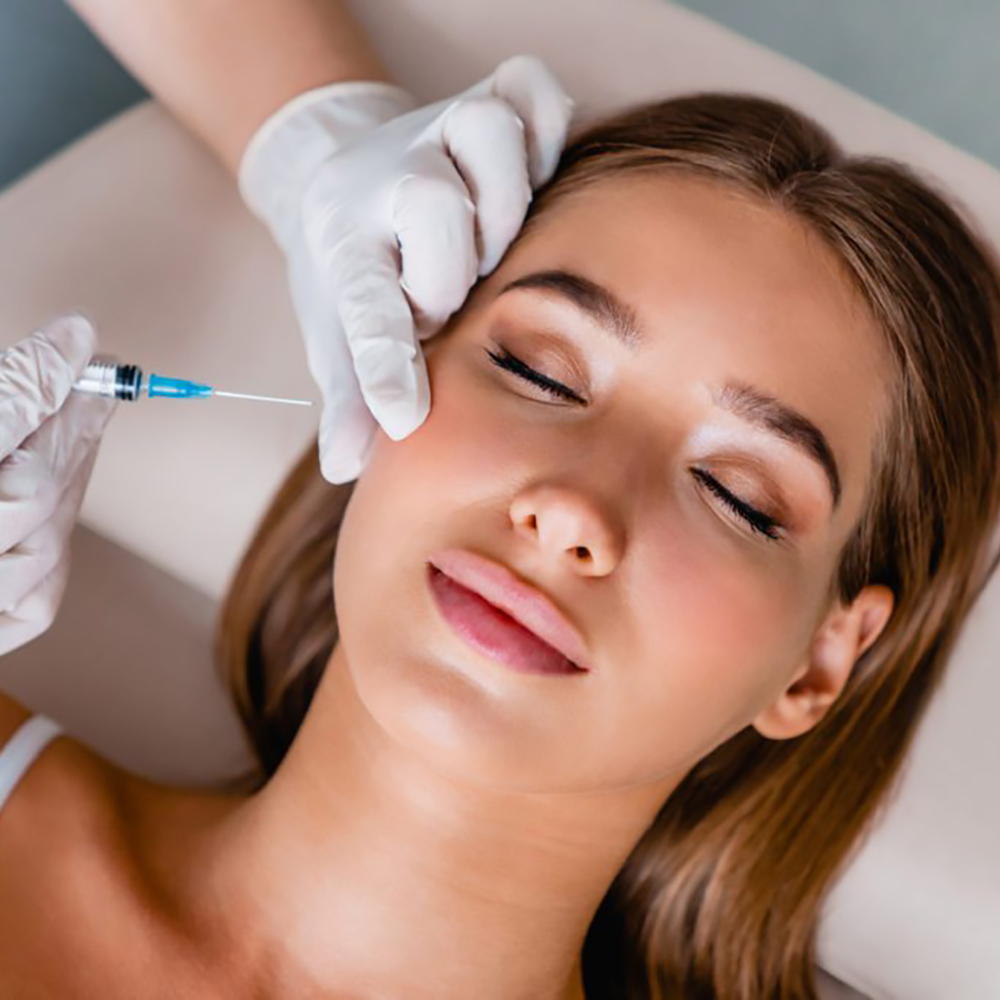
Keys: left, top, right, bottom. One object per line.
{"left": 332, "top": 172, "right": 891, "bottom": 794}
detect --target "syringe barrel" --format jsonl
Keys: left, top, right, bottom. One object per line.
{"left": 72, "top": 356, "right": 144, "bottom": 401}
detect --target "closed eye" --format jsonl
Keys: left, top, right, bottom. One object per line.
{"left": 485, "top": 345, "right": 585, "bottom": 403}
{"left": 485, "top": 345, "right": 785, "bottom": 542}
{"left": 690, "top": 468, "right": 783, "bottom": 541}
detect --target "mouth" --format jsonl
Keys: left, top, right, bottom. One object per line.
{"left": 426, "top": 549, "right": 590, "bottom": 677}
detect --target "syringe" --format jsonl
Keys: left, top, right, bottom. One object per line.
{"left": 0, "top": 350, "right": 313, "bottom": 407}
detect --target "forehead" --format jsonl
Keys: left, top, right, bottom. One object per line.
{"left": 501, "top": 172, "right": 891, "bottom": 517}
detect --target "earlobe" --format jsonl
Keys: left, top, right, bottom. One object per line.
{"left": 752, "top": 584, "right": 895, "bottom": 740}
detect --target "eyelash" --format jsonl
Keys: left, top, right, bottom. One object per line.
{"left": 485, "top": 345, "right": 586, "bottom": 404}
{"left": 485, "top": 345, "right": 785, "bottom": 542}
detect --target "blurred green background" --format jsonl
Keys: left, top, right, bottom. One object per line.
{"left": 674, "top": 0, "right": 1000, "bottom": 169}
{"left": 0, "top": 0, "right": 146, "bottom": 192}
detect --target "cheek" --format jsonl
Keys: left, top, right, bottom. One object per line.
{"left": 612, "top": 526, "right": 811, "bottom": 771}
{"left": 360, "top": 344, "right": 522, "bottom": 503}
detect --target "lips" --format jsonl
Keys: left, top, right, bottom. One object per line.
{"left": 427, "top": 548, "right": 590, "bottom": 671}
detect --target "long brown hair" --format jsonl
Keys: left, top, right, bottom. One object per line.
{"left": 215, "top": 93, "right": 1000, "bottom": 998}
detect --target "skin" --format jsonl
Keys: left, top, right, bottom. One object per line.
{"left": 0, "top": 172, "right": 895, "bottom": 998}
{"left": 65, "top": 0, "right": 391, "bottom": 173}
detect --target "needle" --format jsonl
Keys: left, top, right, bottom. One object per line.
{"left": 212, "top": 389, "right": 313, "bottom": 407}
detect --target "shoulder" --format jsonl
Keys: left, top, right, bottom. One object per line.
{"left": 0, "top": 692, "right": 136, "bottom": 875}
{"left": 0, "top": 702, "right": 236, "bottom": 996}
{"left": 0, "top": 692, "right": 157, "bottom": 992}
{"left": 0, "top": 687, "right": 122, "bottom": 866}
{"left": 0, "top": 688, "right": 113, "bottom": 836}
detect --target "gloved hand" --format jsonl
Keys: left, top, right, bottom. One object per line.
{"left": 0, "top": 315, "right": 116, "bottom": 656}
{"left": 239, "top": 54, "right": 575, "bottom": 483}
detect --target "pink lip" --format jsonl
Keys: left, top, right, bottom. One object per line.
{"left": 427, "top": 548, "right": 590, "bottom": 672}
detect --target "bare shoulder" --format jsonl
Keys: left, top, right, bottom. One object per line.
{"left": 0, "top": 690, "right": 126, "bottom": 890}
{"left": 0, "top": 707, "right": 228, "bottom": 997}
{"left": 0, "top": 697, "right": 144, "bottom": 993}
{"left": 0, "top": 687, "right": 117, "bottom": 838}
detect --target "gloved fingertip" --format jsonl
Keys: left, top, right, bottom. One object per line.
{"left": 380, "top": 388, "right": 430, "bottom": 442}
{"left": 478, "top": 243, "right": 504, "bottom": 278}
{"left": 318, "top": 423, "right": 363, "bottom": 485}
{"left": 317, "top": 441, "right": 357, "bottom": 485}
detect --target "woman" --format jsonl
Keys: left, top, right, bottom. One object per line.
{"left": 2, "top": 89, "right": 998, "bottom": 999}
{"left": 211, "top": 94, "right": 1000, "bottom": 999}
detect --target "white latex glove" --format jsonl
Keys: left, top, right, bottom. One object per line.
{"left": 0, "top": 316, "right": 116, "bottom": 656}
{"left": 239, "top": 54, "right": 575, "bottom": 483}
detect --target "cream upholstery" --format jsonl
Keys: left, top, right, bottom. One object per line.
{"left": 2, "top": 2, "right": 999, "bottom": 996}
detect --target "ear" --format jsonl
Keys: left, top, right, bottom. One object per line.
{"left": 753, "top": 584, "right": 894, "bottom": 740}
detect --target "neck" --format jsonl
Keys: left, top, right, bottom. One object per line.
{"left": 133, "top": 646, "right": 678, "bottom": 998}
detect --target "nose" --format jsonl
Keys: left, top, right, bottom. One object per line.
{"left": 509, "top": 485, "right": 622, "bottom": 576}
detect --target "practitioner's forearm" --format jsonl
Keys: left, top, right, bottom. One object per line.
{"left": 65, "top": 0, "right": 394, "bottom": 174}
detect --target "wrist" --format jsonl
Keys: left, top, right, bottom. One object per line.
{"left": 239, "top": 79, "right": 418, "bottom": 247}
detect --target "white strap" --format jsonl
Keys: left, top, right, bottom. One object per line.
{"left": 0, "top": 714, "right": 63, "bottom": 817}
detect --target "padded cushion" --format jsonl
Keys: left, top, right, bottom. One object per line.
{"left": 1, "top": 528, "right": 253, "bottom": 789}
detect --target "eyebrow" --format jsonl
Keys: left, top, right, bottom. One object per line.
{"left": 498, "top": 268, "right": 843, "bottom": 510}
